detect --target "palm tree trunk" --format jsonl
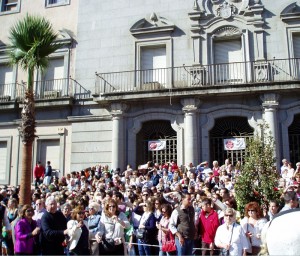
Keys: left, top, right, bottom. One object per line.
{"left": 19, "top": 68, "right": 36, "bottom": 205}
{"left": 20, "top": 141, "right": 33, "bottom": 205}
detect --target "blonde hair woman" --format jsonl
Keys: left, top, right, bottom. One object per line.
{"left": 96, "top": 199, "right": 130, "bottom": 255}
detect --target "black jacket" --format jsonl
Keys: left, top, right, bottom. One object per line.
{"left": 40, "top": 210, "right": 67, "bottom": 255}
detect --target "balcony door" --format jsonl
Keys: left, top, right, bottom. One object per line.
{"left": 140, "top": 46, "right": 166, "bottom": 89}
{"left": 38, "top": 139, "right": 60, "bottom": 175}
{"left": 0, "top": 65, "right": 13, "bottom": 100}
{"left": 214, "top": 39, "right": 244, "bottom": 83}
{"left": 38, "top": 57, "right": 65, "bottom": 98}
{"left": 292, "top": 34, "right": 300, "bottom": 79}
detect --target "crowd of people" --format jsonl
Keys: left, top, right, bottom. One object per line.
{"left": 0, "top": 158, "right": 299, "bottom": 256}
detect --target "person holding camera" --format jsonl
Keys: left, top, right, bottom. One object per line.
{"left": 215, "top": 208, "right": 249, "bottom": 256}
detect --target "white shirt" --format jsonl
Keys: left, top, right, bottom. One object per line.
{"left": 215, "top": 223, "right": 249, "bottom": 256}
{"left": 240, "top": 217, "right": 267, "bottom": 246}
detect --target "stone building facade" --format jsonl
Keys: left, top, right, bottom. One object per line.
{"left": 0, "top": 0, "right": 300, "bottom": 185}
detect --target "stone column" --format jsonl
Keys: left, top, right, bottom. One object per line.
{"left": 261, "top": 93, "right": 280, "bottom": 161}
{"left": 181, "top": 98, "right": 200, "bottom": 166}
{"left": 110, "top": 103, "right": 128, "bottom": 170}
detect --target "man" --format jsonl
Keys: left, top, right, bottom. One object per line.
{"left": 40, "top": 196, "right": 68, "bottom": 255}
{"left": 33, "top": 161, "right": 45, "bottom": 189}
{"left": 151, "top": 168, "right": 160, "bottom": 186}
{"left": 280, "top": 190, "right": 299, "bottom": 212}
{"left": 169, "top": 193, "right": 196, "bottom": 256}
{"left": 265, "top": 200, "right": 279, "bottom": 221}
{"left": 33, "top": 199, "right": 47, "bottom": 227}
{"left": 199, "top": 198, "right": 220, "bottom": 256}
{"left": 43, "top": 161, "right": 52, "bottom": 186}
{"left": 280, "top": 158, "right": 289, "bottom": 175}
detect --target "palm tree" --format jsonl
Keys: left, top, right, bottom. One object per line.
{"left": 8, "top": 14, "right": 63, "bottom": 205}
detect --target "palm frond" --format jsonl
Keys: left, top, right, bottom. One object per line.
{"left": 8, "top": 14, "right": 64, "bottom": 71}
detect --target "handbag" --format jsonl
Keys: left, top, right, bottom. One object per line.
{"left": 102, "top": 237, "right": 115, "bottom": 252}
{"left": 162, "top": 231, "right": 176, "bottom": 252}
{"left": 136, "top": 228, "right": 145, "bottom": 239}
{"left": 102, "top": 223, "right": 116, "bottom": 252}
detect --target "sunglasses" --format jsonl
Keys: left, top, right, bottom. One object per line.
{"left": 108, "top": 205, "right": 116, "bottom": 208}
{"left": 143, "top": 194, "right": 148, "bottom": 196}
{"left": 248, "top": 210, "right": 256, "bottom": 212}
{"left": 224, "top": 214, "right": 233, "bottom": 217}
{"left": 78, "top": 212, "right": 85, "bottom": 215}
{"left": 26, "top": 209, "right": 34, "bottom": 213}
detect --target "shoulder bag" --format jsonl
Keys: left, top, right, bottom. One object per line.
{"left": 102, "top": 223, "right": 116, "bottom": 252}
{"left": 162, "top": 231, "right": 176, "bottom": 252}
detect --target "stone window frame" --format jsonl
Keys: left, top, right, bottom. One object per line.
{"left": 135, "top": 38, "right": 173, "bottom": 88}
{"left": 45, "top": 0, "right": 70, "bottom": 8}
{"left": 0, "top": 0, "right": 20, "bottom": 16}
{"left": 0, "top": 136, "right": 12, "bottom": 184}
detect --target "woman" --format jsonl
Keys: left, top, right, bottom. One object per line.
{"left": 137, "top": 200, "right": 157, "bottom": 256}
{"left": 215, "top": 208, "right": 249, "bottom": 256}
{"left": 4, "top": 198, "right": 18, "bottom": 254}
{"left": 154, "top": 198, "right": 163, "bottom": 222}
{"left": 240, "top": 202, "right": 267, "bottom": 255}
{"left": 67, "top": 206, "right": 90, "bottom": 255}
{"left": 14, "top": 204, "right": 40, "bottom": 255}
{"left": 156, "top": 204, "right": 173, "bottom": 256}
{"left": 96, "top": 199, "right": 130, "bottom": 255}
{"left": 87, "top": 202, "right": 101, "bottom": 255}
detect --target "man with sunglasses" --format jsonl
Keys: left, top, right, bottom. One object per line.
{"left": 215, "top": 208, "right": 249, "bottom": 256}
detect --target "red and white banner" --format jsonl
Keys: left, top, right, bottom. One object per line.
{"left": 224, "top": 138, "right": 246, "bottom": 150}
{"left": 148, "top": 140, "right": 166, "bottom": 151}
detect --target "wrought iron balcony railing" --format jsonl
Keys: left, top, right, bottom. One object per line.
{"left": 0, "top": 77, "right": 91, "bottom": 102}
{"left": 95, "top": 58, "right": 300, "bottom": 95}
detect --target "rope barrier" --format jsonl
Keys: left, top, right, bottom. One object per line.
{"left": 123, "top": 241, "right": 215, "bottom": 251}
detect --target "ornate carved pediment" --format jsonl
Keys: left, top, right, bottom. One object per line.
{"left": 189, "top": 0, "right": 264, "bottom": 27}
{"left": 130, "top": 13, "right": 175, "bottom": 37}
{"left": 280, "top": 2, "right": 300, "bottom": 22}
{"left": 213, "top": 26, "right": 242, "bottom": 39}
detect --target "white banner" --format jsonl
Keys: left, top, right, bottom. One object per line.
{"left": 224, "top": 138, "right": 246, "bottom": 150}
{"left": 148, "top": 140, "right": 166, "bottom": 151}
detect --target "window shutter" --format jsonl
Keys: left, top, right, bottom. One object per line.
{"left": 0, "top": 142, "right": 8, "bottom": 184}
{"left": 293, "top": 34, "right": 300, "bottom": 58}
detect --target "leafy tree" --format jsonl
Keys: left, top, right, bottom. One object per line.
{"left": 8, "top": 14, "right": 62, "bottom": 204}
{"left": 235, "top": 123, "right": 281, "bottom": 215}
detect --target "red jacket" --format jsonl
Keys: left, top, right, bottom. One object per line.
{"left": 199, "top": 209, "right": 219, "bottom": 243}
{"left": 33, "top": 165, "right": 45, "bottom": 178}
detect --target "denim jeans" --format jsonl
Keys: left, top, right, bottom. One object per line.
{"left": 138, "top": 239, "right": 152, "bottom": 256}
{"left": 175, "top": 237, "right": 194, "bottom": 256}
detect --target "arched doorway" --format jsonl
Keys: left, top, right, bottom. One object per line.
{"left": 136, "top": 120, "right": 176, "bottom": 166}
{"left": 209, "top": 116, "right": 254, "bottom": 166}
{"left": 288, "top": 114, "right": 300, "bottom": 165}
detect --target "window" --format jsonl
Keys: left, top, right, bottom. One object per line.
{"left": 45, "top": 0, "right": 70, "bottom": 8}
{"left": 0, "top": 0, "right": 20, "bottom": 14}
{"left": 214, "top": 39, "right": 244, "bottom": 82}
{"left": 140, "top": 46, "right": 167, "bottom": 86}
{"left": 0, "top": 63, "right": 15, "bottom": 101}
{"left": 0, "top": 137, "right": 12, "bottom": 185}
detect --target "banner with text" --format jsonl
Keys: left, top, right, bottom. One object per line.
{"left": 148, "top": 140, "right": 166, "bottom": 151}
{"left": 224, "top": 138, "right": 246, "bottom": 150}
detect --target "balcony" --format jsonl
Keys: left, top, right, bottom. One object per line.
{"left": 94, "top": 58, "right": 300, "bottom": 100}
{"left": 0, "top": 77, "right": 91, "bottom": 108}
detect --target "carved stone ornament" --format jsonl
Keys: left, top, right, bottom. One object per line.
{"left": 216, "top": 1, "right": 237, "bottom": 19}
